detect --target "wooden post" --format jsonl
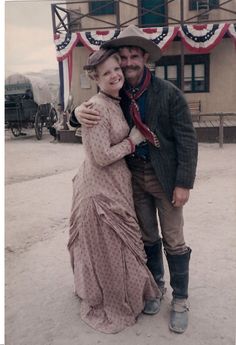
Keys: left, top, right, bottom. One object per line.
{"left": 219, "top": 113, "right": 224, "bottom": 148}
{"left": 180, "top": 0, "right": 184, "bottom": 91}
{"left": 115, "top": 0, "right": 120, "bottom": 30}
{"left": 51, "top": 4, "right": 56, "bottom": 35}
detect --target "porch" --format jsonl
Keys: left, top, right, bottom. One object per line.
{"left": 193, "top": 113, "right": 236, "bottom": 147}
{"left": 58, "top": 113, "right": 236, "bottom": 147}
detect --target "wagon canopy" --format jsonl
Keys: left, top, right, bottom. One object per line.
{"left": 5, "top": 73, "right": 52, "bottom": 105}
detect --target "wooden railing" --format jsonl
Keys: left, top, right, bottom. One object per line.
{"left": 192, "top": 112, "right": 236, "bottom": 148}
{"left": 188, "top": 100, "right": 201, "bottom": 122}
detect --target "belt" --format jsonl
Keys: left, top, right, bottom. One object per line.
{"left": 127, "top": 154, "right": 150, "bottom": 162}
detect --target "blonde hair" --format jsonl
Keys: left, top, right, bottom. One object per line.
{"left": 87, "top": 53, "right": 121, "bottom": 80}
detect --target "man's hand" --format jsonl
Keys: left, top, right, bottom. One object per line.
{"left": 74, "top": 100, "right": 101, "bottom": 127}
{"left": 172, "top": 187, "right": 190, "bottom": 208}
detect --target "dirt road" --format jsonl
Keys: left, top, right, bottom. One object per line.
{"left": 5, "top": 130, "right": 236, "bottom": 345}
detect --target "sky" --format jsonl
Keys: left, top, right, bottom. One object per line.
{"left": 5, "top": 0, "right": 60, "bottom": 76}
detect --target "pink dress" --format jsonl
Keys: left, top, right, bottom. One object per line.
{"left": 68, "top": 93, "right": 160, "bottom": 333}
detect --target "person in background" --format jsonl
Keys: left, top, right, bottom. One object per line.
{"left": 70, "top": 25, "right": 198, "bottom": 334}
{"left": 23, "top": 89, "right": 33, "bottom": 99}
{"left": 48, "top": 103, "right": 64, "bottom": 142}
{"left": 68, "top": 48, "right": 161, "bottom": 334}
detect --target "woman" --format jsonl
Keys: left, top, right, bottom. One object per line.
{"left": 68, "top": 48, "right": 161, "bottom": 333}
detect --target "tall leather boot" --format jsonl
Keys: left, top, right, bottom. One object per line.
{"left": 144, "top": 238, "right": 166, "bottom": 294}
{"left": 143, "top": 239, "right": 166, "bottom": 315}
{"left": 165, "top": 247, "right": 191, "bottom": 334}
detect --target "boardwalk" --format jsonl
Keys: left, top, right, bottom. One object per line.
{"left": 193, "top": 113, "right": 236, "bottom": 147}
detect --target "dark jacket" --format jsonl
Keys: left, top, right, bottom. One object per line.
{"left": 120, "top": 76, "right": 198, "bottom": 202}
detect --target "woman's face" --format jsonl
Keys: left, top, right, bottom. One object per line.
{"left": 95, "top": 56, "right": 124, "bottom": 97}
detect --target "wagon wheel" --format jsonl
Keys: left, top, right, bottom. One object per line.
{"left": 11, "top": 127, "right": 22, "bottom": 137}
{"left": 34, "top": 111, "right": 43, "bottom": 140}
{"left": 48, "top": 107, "right": 58, "bottom": 127}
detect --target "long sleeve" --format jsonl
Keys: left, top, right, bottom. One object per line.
{"left": 69, "top": 108, "right": 81, "bottom": 128}
{"left": 170, "top": 88, "right": 198, "bottom": 189}
{"left": 83, "top": 105, "right": 132, "bottom": 167}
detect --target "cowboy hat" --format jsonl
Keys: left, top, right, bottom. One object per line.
{"left": 83, "top": 48, "right": 117, "bottom": 71}
{"left": 101, "top": 25, "right": 162, "bottom": 62}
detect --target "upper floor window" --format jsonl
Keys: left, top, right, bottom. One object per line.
{"left": 139, "top": 0, "right": 167, "bottom": 27}
{"left": 189, "top": 0, "right": 219, "bottom": 11}
{"left": 89, "top": 1, "right": 115, "bottom": 16}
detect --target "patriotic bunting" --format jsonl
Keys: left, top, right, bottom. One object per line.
{"left": 78, "top": 29, "right": 120, "bottom": 51}
{"left": 58, "top": 53, "right": 74, "bottom": 110}
{"left": 54, "top": 23, "right": 235, "bottom": 60}
{"left": 179, "top": 23, "right": 229, "bottom": 53}
{"left": 76, "top": 27, "right": 179, "bottom": 52}
{"left": 141, "top": 26, "right": 179, "bottom": 50}
{"left": 54, "top": 32, "right": 80, "bottom": 61}
{"left": 228, "top": 23, "right": 236, "bottom": 46}
{"left": 53, "top": 23, "right": 235, "bottom": 108}
{"left": 54, "top": 33, "right": 79, "bottom": 109}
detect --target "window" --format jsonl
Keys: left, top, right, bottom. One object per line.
{"left": 147, "top": 62, "right": 156, "bottom": 74}
{"left": 139, "top": 0, "right": 166, "bottom": 27}
{"left": 189, "top": 0, "right": 219, "bottom": 11}
{"left": 156, "top": 55, "right": 180, "bottom": 87}
{"left": 89, "top": 1, "right": 115, "bottom": 16}
{"left": 156, "top": 54, "right": 209, "bottom": 93}
{"left": 184, "top": 63, "right": 206, "bottom": 92}
{"left": 157, "top": 65, "right": 179, "bottom": 87}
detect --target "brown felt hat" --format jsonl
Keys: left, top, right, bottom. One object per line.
{"left": 83, "top": 48, "right": 117, "bottom": 71}
{"left": 101, "top": 25, "right": 162, "bottom": 62}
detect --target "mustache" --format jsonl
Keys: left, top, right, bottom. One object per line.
{"left": 123, "top": 66, "right": 140, "bottom": 72}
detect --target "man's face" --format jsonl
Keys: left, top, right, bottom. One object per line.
{"left": 118, "top": 47, "right": 149, "bottom": 86}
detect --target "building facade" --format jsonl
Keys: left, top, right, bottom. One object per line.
{"left": 52, "top": 0, "right": 236, "bottom": 114}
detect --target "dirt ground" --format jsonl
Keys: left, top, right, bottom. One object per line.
{"left": 5, "top": 129, "right": 236, "bottom": 345}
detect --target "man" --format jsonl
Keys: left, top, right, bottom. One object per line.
{"left": 70, "top": 25, "right": 198, "bottom": 334}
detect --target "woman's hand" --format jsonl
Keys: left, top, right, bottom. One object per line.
{"left": 74, "top": 101, "right": 101, "bottom": 127}
{"left": 128, "top": 126, "right": 145, "bottom": 145}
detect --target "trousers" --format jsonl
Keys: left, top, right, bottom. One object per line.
{"left": 126, "top": 156, "right": 187, "bottom": 255}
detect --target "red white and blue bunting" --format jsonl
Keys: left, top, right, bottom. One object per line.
{"left": 54, "top": 32, "right": 79, "bottom": 107}
{"left": 228, "top": 23, "right": 236, "bottom": 46}
{"left": 54, "top": 23, "right": 235, "bottom": 61}
{"left": 54, "top": 32, "right": 80, "bottom": 61}
{"left": 53, "top": 23, "right": 235, "bottom": 108}
{"left": 179, "top": 23, "right": 229, "bottom": 53}
{"left": 78, "top": 30, "right": 120, "bottom": 51}
{"left": 141, "top": 26, "right": 179, "bottom": 50}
